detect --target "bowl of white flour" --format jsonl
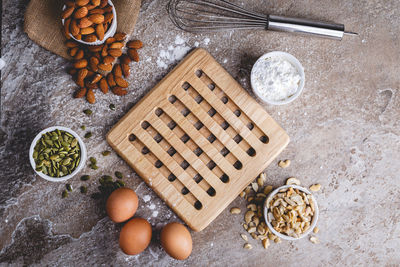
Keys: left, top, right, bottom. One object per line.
{"left": 251, "top": 51, "right": 305, "bottom": 105}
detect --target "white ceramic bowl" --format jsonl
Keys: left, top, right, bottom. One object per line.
{"left": 29, "top": 126, "right": 87, "bottom": 182}
{"left": 61, "top": 0, "right": 117, "bottom": 46}
{"left": 251, "top": 51, "right": 305, "bottom": 105}
{"left": 263, "top": 185, "right": 319, "bottom": 241}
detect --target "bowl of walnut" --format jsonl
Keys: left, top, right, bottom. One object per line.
{"left": 264, "top": 185, "right": 319, "bottom": 241}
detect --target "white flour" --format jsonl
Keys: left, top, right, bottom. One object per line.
{"left": 252, "top": 57, "right": 300, "bottom": 101}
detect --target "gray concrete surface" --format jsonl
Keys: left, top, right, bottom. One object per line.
{"left": 1, "top": 0, "right": 399, "bottom": 266}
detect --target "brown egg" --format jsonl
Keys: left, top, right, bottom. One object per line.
{"left": 106, "top": 188, "right": 138, "bottom": 223}
{"left": 119, "top": 218, "right": 152, "bottom": 255}
{"left": 161, "top": 222, "right": 192, "bottom": 260}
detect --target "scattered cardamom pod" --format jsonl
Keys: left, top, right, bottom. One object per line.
{"left": 84, "top": 132, "right": 92, "bottom": 138}
{"left": 109, "top": 103, "right": 116, "bottom": 111}
{"left": 62, "top": 190, "right": 68, "bottom": 198}
{"left": 81, "top": 125, "right": 86, "bottom": 130}
{"left": 89, "top": 157, "right": 97, "bottom": 165}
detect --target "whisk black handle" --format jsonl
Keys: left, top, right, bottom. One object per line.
{"left": 267, "top": 15, "right": 357, "bottom": 40}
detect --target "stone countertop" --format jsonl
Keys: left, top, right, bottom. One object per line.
{"left": 1, "top": 0, "right": 399, "bottom": 266}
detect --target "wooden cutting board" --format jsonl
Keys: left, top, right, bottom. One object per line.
{"left": 107, "top": 48, "right": 289, "bottom": 231}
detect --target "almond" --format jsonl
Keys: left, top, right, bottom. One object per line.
{"left": 70, "top": 19, "right": 80, "bottom": 36}
{"left": 103, "top": 23, "right": 110, "bottom": 33}
{"left": 103, "top": 55, "right": 114, "bottom": 64}
{"left": 75, "top": 77, "right": 85, "bottom": 88}
{"left": 101, "top": 44, "right": 108, "bottom": 57}
{"left": 95, "top": 24, "right": 105, "bottom": 40}
{"left": 98, "top": 63, "right": 112, "bottom": 71}
{"left": 76, "top": 0, "right": 90, "bottom": 6}
{"left": 74, "top": 7, "right": 88, "bottom": 19}
{"left": 89, "top": 57, "right": 99, "bottom": 72}
{"left": 112, "top": 87, "right": 128, "bottom": 96}
{"left": 120, "top": 54, "right": 131, "bottom": 65}
{"left": 90, "top": 74, "right": 103, "bottom": 84}
{"left": 79, "top": 17, "right": 93, "bottom": 28}
{"left": 62, "top": 6, "right": 75, "bottom": 19}
{"left": 74, "top": 87, "right": 87, "bottom": 98}
{"left": 74, "top": 49, "right": 85, "bottom": 60}
{"left": 103, "top": 5, "right": 113, "bottom": 13}
{"left": 86, "top": 89, "right": 96, "bottom": 104}
{"left": 88, "top": 14, "right": 104, "bottom": 24}
{"left": 121, "top": 64, "right": 130, "bottom": 77}
{"left": 74, "top": 59, "right": 88, "bottom": 69}
{"left": 105, "top": 37, "right": 116, "bottom": 44}
{"left": 69, "top": 47, "right": 79, "bottom": 57}
{"left": 67, "top": 68, "right": 77, "bottom": 75}
{"left": 113, "top": 64, "right": 122, "bottom": 77}
{"left": 91, "top": 0, "right": 101, "bottom": 6}
{"left": 107, "top": 73, "right": 116, "bottom": 87}
{"left": 75, "top": 34, "right": 82, "bottom": 40}
{"left": 114, "top": 32, "right": 126, "bottom": 41}
{"left": 108, "top": 49, "right": 122, "bottom": 57}
{"left": 77, "top": 68, "right": 88, "bottom": 80}
{"left": 65, "top": 40, "right": 78, "bottom": 48}
{"left": 81, "top": 27, "right": 95, "bottom": 35}
{"left": 89, "top": 8, "right": 104, "bottom": 14}
{"left": 85, "top": 80, "right": 98, "bottom": 89}
{"left": 100, "top": 0, "right": 108, "bottom": 8}
{"left": 65, "top": 0, "right": 75, "bottom": 7}
{"left": 88, "top": 45, "right": 103, "bottom": 52}
{"left": 99, "top": 78, "right": 109, "bottom": 94}
{"left": 127, "top": 40, "right": 143, "bottom": 49}
{"left": 104, "top": 12, "right": 114, "bottom": 23}
{"left": 128, "top": 48, "right": 139, "bottom": 62}
{"left": 109, "top": 42, "right": 123, "bottom": 49}
{"left": 83, "top": 34, "right": 97, "bottom": 42}
{"left": 63, "top": 18, "right": 72, "bottom": 39}
{"left": 115, "top": 76, "right": 129, "bottom": 88}
{"left": 86, "top": 4, "right": 97, "bottom": 10}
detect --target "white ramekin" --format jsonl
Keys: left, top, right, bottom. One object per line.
{"left": 61, "top": 0, "right": 117, "bottom": 46}
{"left": 29, "top": 126, "right": 87, "bottom": 182}
{"left": 251, "top": 51, "right": 305, "bottom": 105}
{"left": 263, "top": 185, "right": 319, "bottom": 241}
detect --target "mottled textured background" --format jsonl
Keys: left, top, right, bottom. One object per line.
{"left": 1, "top": 0, "right": 399, "bottom": 266}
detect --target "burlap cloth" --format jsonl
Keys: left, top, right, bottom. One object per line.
{"left": 24, "top": 0, "right": 142, "bottom": 59}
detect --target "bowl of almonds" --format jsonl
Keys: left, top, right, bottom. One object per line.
{"left": 264, "top": 185, "right": 319, "bottom": 240}
{"left": 29, "top": 126, "right": 87, "bottom": 182}
{"left": 61, "top": 0, "right": 117, "bottom": 45}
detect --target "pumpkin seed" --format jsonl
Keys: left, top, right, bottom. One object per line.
{"left": 89, "top": 157, "right": 97, "bottom": 165}
{"left": 80, "top": 186, "right": 87, "bottom": 194}
{"left": 66, "top": 184, "right": 73, "bottom": 192}
{"left": 84, "top": 132, "right": 92, "bottom": 138}
{"left": 62, "top": 190, "right": 68, "bottom": 198}
{"left": 102, "top": 150, "right": 111, "bottom": 156}
{"left": 109, "top": 104, "right": 116, "bottom": 110}
{"left": 83, "top": 109, "right": 93, "bottom": 115}
{"left": 115, "top": 171, "right": 123, "bottom": 179}
{"left": 90, "top": 164, "right": 98, "bottom": 170}
{"left": 80, "top": 175, "right": 90, "bottom": 181}
{"left": 33, "top": 129, "right": 81, "bottom": 178}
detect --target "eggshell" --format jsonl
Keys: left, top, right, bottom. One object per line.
{"left": 161, "top": 222, "right": 192, "bottom": 260}
{"left": 119, "top": 218, "right": 152, "bottom": 255}
{"left": 106, "top": 188, "right": 138, "bottom": 223}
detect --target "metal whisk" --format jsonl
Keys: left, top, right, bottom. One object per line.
{"left": 167, "top": 0, "right": 357, "bottom": 40}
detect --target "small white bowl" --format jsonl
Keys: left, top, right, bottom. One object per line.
{"left": 263, "top": 185, "right": 319, "bottom": 241}
{"left": 29, "top": 126, "right": 87, "bottom": 182}
{"left": 61, "top": 0, "right": 117, "bottom": 46}
{"left": 251, "top": 51, "right": 305, "bottom": 105}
